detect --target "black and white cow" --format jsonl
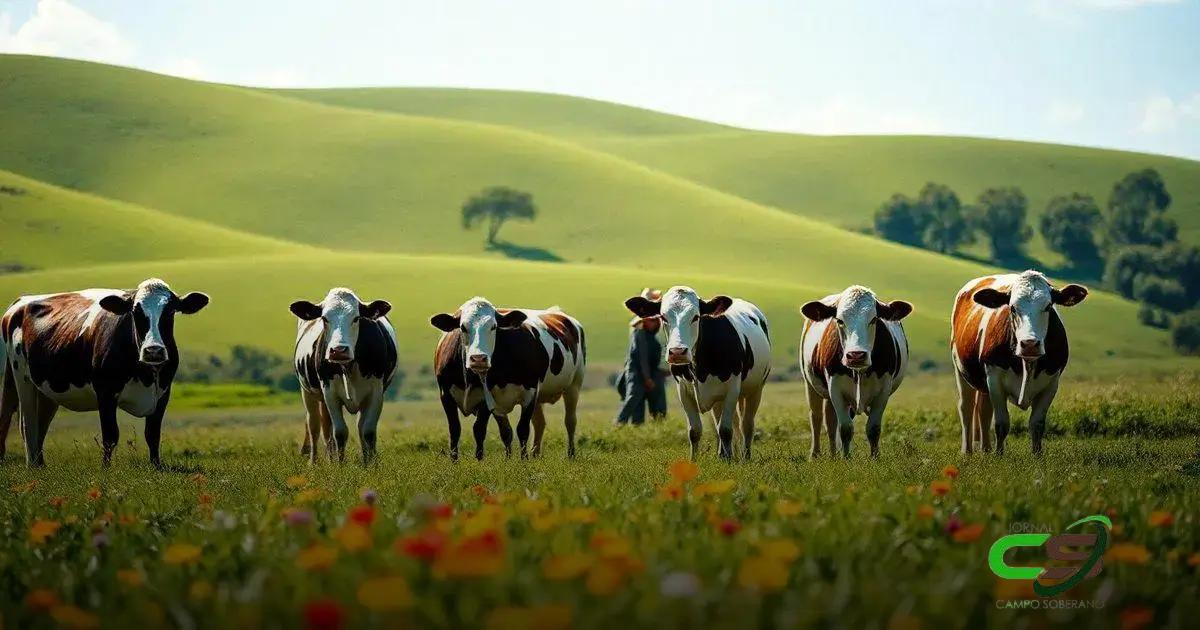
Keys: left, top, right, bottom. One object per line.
{"left": 624, "top": 286, "right": 771, "bottom": 460}
{"left": 291, "top": 288, "right": 397, "bottom": 465}
{"left": 0, "top": 279, "right": 209, "bottom": 467}
{"left": 430, "top": 297, "right": 586, "bottom": 461}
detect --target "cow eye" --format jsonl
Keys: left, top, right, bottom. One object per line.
{"left": 460, "top": 325, "right": 468, "bottom": 333}
{"left": 691, "top": 315, "right": 699, "bottom": 323}
{"left": 353, "top": 316, "right": 362, "bottom": 323}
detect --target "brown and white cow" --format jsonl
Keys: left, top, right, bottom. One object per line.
{"left": 625, "top": 286, "right": 771, "bottom": 461}
{"left": 0, "top": 279, "right": 209, "bottom": 467}
{"left": 291, "top": 288, "right": 397, "bottom": 465}
{"left": 430, "top": 298, "right": 585, "bottom": 461}
{"left": 800, "top": 286, "right": 912, "bottom": 458}
{"left": 951, "top": 271, "right": 1088, "bottom": 455}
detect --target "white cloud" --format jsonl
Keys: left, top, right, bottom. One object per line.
{"left": 1137, "top": 93, "right": 1200, "bottom": 134}
{"left": 0, "top": 0, "right": 133, "bottom": 64}
{"left": 1046, "top": 100, "right": 1085, "bottom": 125}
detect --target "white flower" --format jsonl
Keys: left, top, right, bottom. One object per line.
{"left": 660, "top": 571, "right": 702, "bottom": 599}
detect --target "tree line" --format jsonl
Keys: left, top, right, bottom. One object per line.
{"left": 872, "top": 169, "right": 1200, "bottom": 355}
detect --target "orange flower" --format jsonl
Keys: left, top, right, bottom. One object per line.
{"left": 433, "top": 531, "right": 506, "bottom": 578}
{"left": 357, "top": 575, "right": 413, "bottom": 611}
{"left": 24, "top": 588, "right": 59, "bottom": 610}
{"left": 471, "top": 484, "right": 491, "bottom": 499}
{"left": 50, "top": 604, "right": 99, "bottom": 629}
{"left": 1107, "top": 542, "right": 1151, "bottom": 565}
{"left": 657, "top": 482, "right": 684, "bottom": 501}
{"left": 668, "top": 460, "right": 700, "bottom": 483}
{"left": 29, "top": 519, "right": 61, "bottom": 545}
{"left": 295, "top": 544, "right": 338, "bottom": 571}
{"left": 941, "top": 464, "right": 959, "bottom": 479}
{"left": 916, "top": 505, "right": 935, "bottom": 520}
{"left": 1120, "top": 605, "right": 1154, "bottom": 630}
{"left": 335, "top": 523, "right": 373, "bottom": 552}
{"left": 930, "top": 480, "right": 952, "bottom": 497}
{"left": 585, "top": 559, "right": 629, "bottom": 596}
{"left": 197, "top": 493, "right": 214, "bottom": 506}
{"left": 1148, "top": 511, "right": 1174, "bottom": 528}
{"left": 1187, "top": 553, "right": 1200, "bottom": 567}
{"left": 542, "top": 553, "right": 594, "bottom": 580}
{"left": 993, "top": 578, "right": 1035, "bottom": 600}
{"left": 48, "top": 496, "right": 67, "bottom": 508}
{"left": 952, "top": 523, "right": 985, "bottom": 543}
{"left": 86, "top": 487, "right": 102, "bottom": 501}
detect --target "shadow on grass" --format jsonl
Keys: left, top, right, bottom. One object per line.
{"left": 487, "top": 239, "right": 565, "bottom": 263}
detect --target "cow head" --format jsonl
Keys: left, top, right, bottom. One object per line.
{"left": 430, "top": 297, "right": 527, "bottom": 374}
{"left": 972, "top": 270, "right": 1087, "bottom": 360}
{"left": 98, "top": 278, "right": 210, "bottom": 366}
{"left": 801, "top": 285, "right": 912, "bottom": 371}
{"left": 625, "top": 286, "right": 731, "bottom": 366}
{"left": 290, "top": 288, "right": 391, "bottom": 365}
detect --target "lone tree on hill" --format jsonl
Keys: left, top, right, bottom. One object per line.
{"left": 461, "top": 186, "right": 537, "bottom": 246}
{"left": 1040, "top": 193, "right": 1103, "bottom": 268}
{"left": 972, "top": 187, "right": 1031, "bottom": 261}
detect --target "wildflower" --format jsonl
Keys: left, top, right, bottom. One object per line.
{"left": 941, "top": 464, "right": 960, "bottom": 479}
{"left": 530, "top": 511, "right": 563, "bottom": 532}
{"left": 433, "top": 531, "right": 505, "bottom": 578}
{"left": 49, "top": 604, "right": 99, "bottom": 629}
{"left": 360, "top": 488, "right": 378, "bottom": 505}
{"left": 930, "top": 480, "right": 952, "bottom": 497}
{"left": 952, "top": 523, "right": 985, "bottom": 543}
{"left": 303, "top": 599, "right": 344, "bottom": 630}
{"left": 10, "top": 480, "right": 38, "bottom": 493}
{"left": 542, "top": 553, "right": 594, "bottom": 580}
{"left": 563, "top": 507, "right": 599, "bottom": 524}
{"left": 668, "top": 460, "right": 700, "bottom": 484}
{"left": 188, "top": 580, "right": 213, "bottom": 601}
{"left": 283, "top": 508, "right": 315, "bottom": 527}
{"left": 1120, "top": 605, "right": 1154, "bottom": 630}
{"left": 943, "top": 515, "right": 963, "bottom": 535}
{"left": 485, "top": 605, "right": 572, "bottom": 630}
{"left": 757, "top": 539, "right": 802, "bottom": 562}
{"left": 189, "top": 473, "right": 207, "bottom": 486}
{"left": 905, "top": 485, "right": 920, "bottom": 495}
{"left": 1148, "top": 511, "right": 1174, "bottom": 528}
{"left": 163, "top": 543, "right": 202, "bottom": 566}
{"left": 24, "top": 588, "right": 59, "bottom": 610}
{"left": 1107, "top": 542, "right": 1151, "bottom": 565}
{"left": 87, "top": 487, "right": 101, "bottom": 501}
{"left": 117, "top": 569, "right": 144, "bottom": 587}
{"left": 657, "top": 482, "right": 684, "bottom": 501}
{"left": 585, "top": 560, "right": 627, "bottom": 596}
{"left": 347, "top": 504, "right": 376, "bottom": 527}
{"left": 775, "top": 499, "right": 804, "bottom": 517}
{"left": 516, "top": 497, "right": 549, "bottom": 517}
{"left": 428, "top": 502, "right": 454, "bottom": 520}
{"left": 660, "top": 571, "right": 702, "bottom": 598}
{"left": 461, "top": 504, "right": 507, "bottom": 536}
{"left": 1188, "top": 553, "right": 1200, "bottom": 567}
{"left": 717, "top": 518, "right": 742, "bottom": 537}
{"left": 295, "top": 489, "right": 325, "bottom": 504}
{"left": 590, "top": 531, "right": 634, "bottom": 558}
{"left": 118, "top": 514, "right": 138, "bottom": 526}
{"left": 357, "top": 576, "right": 412, "bottom": 611}
{"left": 285, "top": 475, "right": 309, "bottom": 489}
{"left": 396, "top": 529, "right": 447, "bottom": 562}
{"left": 296, "top": 544, "right": 339, "bottom": 571}
{"left": 29, "top": 519, "right": 61, "bottom": 545}
{"left": 334, "top": 524, "right": 372, "bottom": 552}
{"left": 737, "top": 556, "right": 789, "bottom": 592}
{"left": 91, "top": 532, "right": 109, "bottom": 549}
{"left": 48, "top": 496, "right": 67, "bottom": 508}
{"left": 693, "top": 479, "right": 737, "bottom": 498}
{"left": 471, "top": 484, "right": 491, "bottom": 499}
{"left": 916, "top": 505, "right": 935, "bottom": 520}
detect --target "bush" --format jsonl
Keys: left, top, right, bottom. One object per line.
{"left": 1172, "top": 311, "right": 1200, "bottom": 356}
{"left": 1133, "top": 276, "right": 1191, "bottom": 313}
{"left": 1040, "top": 193, "right": 1102, "bottom": 267}
{"left": 1104, "top": 246, "right": 1158, "bottom": 299}
{"left": 1137, "top": 303, "right": 1171, "bottom": 329}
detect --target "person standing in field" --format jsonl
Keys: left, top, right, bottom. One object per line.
{"left": 615, "top": 288, "right": 668, "bottom": 425}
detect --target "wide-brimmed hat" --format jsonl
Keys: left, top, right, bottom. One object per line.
{"left": 630, "top": 287, "right": 663, "bottom": 328}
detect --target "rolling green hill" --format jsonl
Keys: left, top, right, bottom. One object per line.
{"left": 0, "top": 54, "right": 1185, "bottom": 368}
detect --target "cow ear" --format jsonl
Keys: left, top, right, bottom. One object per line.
{"left": 972, "top": 288, "right": 1010, "bottom": 309}
{"left": 99, "top": 294, "right": 134, "bottom": 315}
{"left": 360, "top": 300, "right": 391, "bottom": 320}
{"left": 497, "top": 309, "right": 528, "bottom": 329}
{"left": 700, "top": 295, "right": 733, "bottom": 317}
{"left": 176, "top": 292, "right": 210, "bottom": 315}
{"left": 290, "top": 300, "right": 323, "bottom": 321}
{"left": 800, "top": 300, "right": 836, "bottom": 322}
{"left": 430, "top": 313, "right": 460, "bottom": 332}
{"left": 1052, "top": 284, "right": 1088, "bottom": 307}
{"left": 877, "top": 300, "right": 913, "bottom": 321}
{"left": 624, "top": 296, "right": 661, "bottom": 318}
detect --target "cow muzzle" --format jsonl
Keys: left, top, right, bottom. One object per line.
{"left": 843, "top": 350, "right": 870, "bottom": 370}
{"left": 666, "top": 347, "right": 691, "bottom": 366}
{"left": 1017, "top": 338, "right": 1044, "bottom": 360}
{"left": 468, "top": 354, "right": 491, "bottom": 373}
{"left": 327, "top": 345, "right": 353, "bottom": 364}
{"left": 141, "top": 345, "right": 168, "bottom": 365}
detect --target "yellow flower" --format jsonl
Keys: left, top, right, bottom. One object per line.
{"left": 1106, "top": 542, "right": 1151, "bottom": 565}
{"left": 296, "top": 544, "right": 338, "bottom": 571}
{"left": 563, "top": 507, "right": 599, "bottom": 524}
{"left": 774, "top": 500, "right": 804, "bottom": 517}
{"left": 188, "top": 581, "right": 213, "bottom": 601}
{"left": 516, "top": 497, "right": 549, "bottom": 517}
{"left": 49, "top": 605, "right": 99, "bottom": 630}
{"left": 485, "top": 605, "right": 572, "bottom": 630}
{"left": 117, "top": 569, "right": 144, "bottom": 588}
{"left": 28, "top": 519, "right": 61, "bottom": 545}
{"left": 757, "top": 539, "right": 802, "bottom": 563}
{"left": 530, "top": 511, "right": 563, "bottom": 532}
{"left": 285, "top": 475, "right": 309, "bottom": 489}
{"left": 668, "top": 460, "right": 700, "bottom": 484}
{"left": 693, "top": 480, "right": 737, "bottom": 498}
{"left": 335, "top": 524, "right": 373, "bottom": 552}
{"left": 163, "top": 543, "right": 203, "bottom": 566}
{"left": 1148, "top": 511, "right": 1175, "bottom": 528}
{"left": 356, "top": 576, "right": 413, "bottom": 612}
{"left": 737, "top": 555, "right": 789, "bottom": 592}
{"left": 294, "top": 489, "right": 325, "bottom": 504}
{"left": 589, "top": 531, "right": 634, "bottom": 559}
{"left": 542, "top": 553, "right": 594, "bottom": 580}
{"left": 462, "top": 504, "right": 507, "bottom": 536}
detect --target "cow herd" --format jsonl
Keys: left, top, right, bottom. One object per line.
{"left": 0, "top": 270, "right": 1088, "bottom": 469}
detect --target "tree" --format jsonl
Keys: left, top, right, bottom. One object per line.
{"left": 918, "top": 182, "right": 973, "bottom": 254}
{"left": 1103, "top": 246, "right": 1158, "bottom": 299}
{"left": 1172, "top": 310, "right": 1200, "bottom": 355}
{"left": 1133, "top": 276, "right": 1191, "bottom": 313}
{"left": 873, "top": 193, "right": 928, "bottom": 247}
{"left": 972, "top": 187, "right": 1031, "bottom": 261}
{"left": 1105, "top": 169, "right": 1176, "bottom": 248}
{"left": 461, "top": 186, "right": 537, "bottom": 246}
{"left": 1156, "top": 244, "right": 1200, "bottom": 305}
{"left": 1040, "top": 193, "right": 1102, "bottom": 267}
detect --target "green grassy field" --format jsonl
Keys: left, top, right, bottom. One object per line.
{"left": 2, "top": 376, "right": 1197, "bottom": 628}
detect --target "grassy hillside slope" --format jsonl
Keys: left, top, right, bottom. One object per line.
{"left": 0, "top": 169, "right": 312, "bottom": 269}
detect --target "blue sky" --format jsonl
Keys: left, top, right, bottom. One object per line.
{"left": 2, "top": 0, "right": 1198, "bottom": 159}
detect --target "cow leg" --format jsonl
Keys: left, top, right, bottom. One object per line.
{"left": 563, "top": 384, "right": 581, "bottom": 460}
{"left": 828, "top": 384, "right": 855, "bottom": 458}
{"left": 98, "top": 396, "right": 120, "bottom": 466}
{"left": 495, "top": 414, "right": 514, "bottom": 458}
{"left": 144, "top": 387, "right": 169, "bottom": 469}
{"left": 439, "top": 390, "right": 462, "bottom": 462}
{"left": 954, "top": 371, "right": 976, "bottom": 454}
{"left": 319, "top": 401, "right": 335, "bottom": 460}
{"left": 677, "top": 381, "right": 704, "bottom": 460}
{"left": 357, "top": 394, "right": 384, "bottom": 466}
{"left": 865, "top": 384, "right": 891, "bottom": 459}
{"left": 1027, "top": 380, "right": 1059, "bottom": 457}
{"left": 472, "top": 400, "right": 490, "bottom": 461}
{"left": 823, "top": 399, "right": 837, "bottom": 456}
{"left": 985, "top": 371, "right": 1011, "bottom": 456}
{"left": 740, "top": 388, "right": 762, "bottom": 461}
{"left": 531, "top": 404, "right": 547, "bottom": 458}
{"left": 977, "top": 392, "right": 994, "bottom": 453}
{"left": 717, "top": 380, "right": 741, "bottom": 460}
{"left": 301, "top": 389, "right": 324, "bottom": 464}
{"left": 805, "top": 383, "right": 823, "bottom": 458}
{"left": 0, "top": 362, "right": 17, "bottom": 461}
{"left": 323, "top": 398, "right": 350, "bottom": 463}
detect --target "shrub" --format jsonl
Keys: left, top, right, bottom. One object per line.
{"left": 1172, "top": 311, "right": 1200, "bottom": 356}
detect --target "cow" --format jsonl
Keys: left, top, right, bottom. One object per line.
{"left": 290, "top": 288, "right": 397, "bottom": 465}
{"left": 0, "top": 279, "right": 209, "bottom": 468}
{"left": 800, "top": 286, "right": 912, "bottom": 458}
{"left": 950, "top": 270, "right": 1088, "bottom": 455}
{"left": 430, "top": 297, "right": 585, "bottom": 461}
{"left": 624, "top": 286, "right": 770, "bottom": 461}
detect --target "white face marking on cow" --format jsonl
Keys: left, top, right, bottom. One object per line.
{"left": 661, "top": 287, "right": 702, "bottom": 365}
{"left": 1006, "top": 271, "right": 1054, "bottom": 359}
{"left": 133, "top": 279, "right": 174, "bottom": 365}
{"left": 833, "top": 286, "right": 879, "bottom": 371}
{"left": 318, "top": 288, "right": 365, "bottom": 364}
{"left": 458, "top": 298, "right": 502, "bottom": 373}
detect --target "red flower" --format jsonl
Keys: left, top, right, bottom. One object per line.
{"left": 428, "top": 503, "right": 454, "bottom": 520}
{"left": 303, "top": 599, "right": 343, "bottom": 630}
{"left": 397, "top": 530, "right": 447, "bottom": 562}
{"left": 944, "top": 515, "right": 963, "bottom": 535}
{"left": 348, "top": 505, "right": 375, "bottom": 527}
{"left": 718, "top": 518, "right": 742, "bottom": 537}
